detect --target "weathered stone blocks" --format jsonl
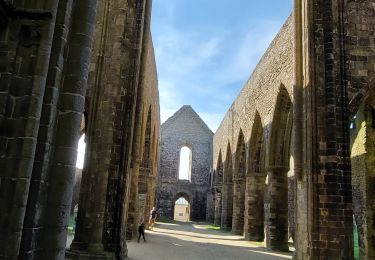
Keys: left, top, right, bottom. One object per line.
{"left": 156, "top": 106, "right": 212, "bottom": 221}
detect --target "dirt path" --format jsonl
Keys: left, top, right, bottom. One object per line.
{"left": 127, "top": 222, "right": 293, "bottom": 260}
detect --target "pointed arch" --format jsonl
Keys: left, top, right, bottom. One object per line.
{"left": 214, "top": 150, "right": 224, "bottom": 226}
{"left": 244, "top": 111, "right": 266, "bottom": 241}
{"left": 234, "top": 129, "right": 246, "bottom": 179}
{"left": 248, "top": 111, "right": 265, "bottom": 175}
{"left": 269, "top": 85, "right": 293, "bottom": 168}
{"left": 265, "top": 85, "right": 293, "bottom": 251}
{"left": 224, "top": 142, "right": 233, "bottom": 183}
{"left": 221, "top": 142, "right": 234, "bottom": 229}
{"left": 232, "top": 129, "right": 246, "bottom": 234}
{"left": 215, "top": 151, "right": 224, "bottom": 186}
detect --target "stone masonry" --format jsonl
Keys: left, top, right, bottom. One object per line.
{"left": 210, "top": 1, "right": 375, "bottom": 259}
{"left": 0, "top": 0, "right": 160, "bottom": 259}
{"left": 0, "top": 1, "right": 374, "bottom": 259}
{"left": 156, "top": 106, "right": 213, "bottom": 221}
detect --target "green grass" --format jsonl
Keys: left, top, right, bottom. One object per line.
{"left": 156, "top": 217, "right": 174, "bottom": 223}
{"left": 203, "top": 225, "right": 221, "bottom": 230}
{"left": 354, "top": 226, "right": 359, "bottom": 260}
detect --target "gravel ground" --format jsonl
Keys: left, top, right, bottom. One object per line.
{"left": 126, "top": 222, "right": 293, "bottom": 260}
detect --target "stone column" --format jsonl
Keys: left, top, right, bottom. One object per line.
{"left": 232, "top": 178, "right": 245, "bottom": 235}
{"left": 214, "top": 187, "right": 222, "bottom": 226}
{"left": 265, "top": 166, "right": 289, "bottom": 252}
{"left": 244, "top": 175, "right": 265, "bottom": 241}
{"left": 40, "top": 0, "right": 97, "bottom": 258}
{"left": 0, "top": 1, "right": 59, "bottom": 258}
{"left": 126, "top": 161, "right": 141, "bottom": 240}
{"left": 220, "top": 182, "right": 233, "bottom": 230}
{"left": 19, "top": 0, "right": 74, "bottom": 258}
{"left": 299, "top": 0, "right": 354, "bottom": 258}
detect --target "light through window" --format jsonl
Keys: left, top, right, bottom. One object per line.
{"left": 178, "top": 146, "right": 191, "bottom": 180}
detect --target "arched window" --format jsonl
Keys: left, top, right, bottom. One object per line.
{"left": 76, "top": 134, "right": 86, "bottom": 169}
{"left": 178, "top": 146, "right": 192, "bottom": 181}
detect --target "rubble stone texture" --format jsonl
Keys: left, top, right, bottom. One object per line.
{"left": 156, "top": 106, "right": 213, "bottom": 221}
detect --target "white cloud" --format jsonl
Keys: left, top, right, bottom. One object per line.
{"left": 217, "top": 20, "right": 281, "bottom": 85}
{"left": 153, "top": 2, "right": 286, "bottom": 133}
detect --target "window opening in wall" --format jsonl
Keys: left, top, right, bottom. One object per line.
{"left": 76, "top": 134, "right": 86, "bottom": 169}
{"left": 67, "top": 134, "right": 86, "bottom": 247}
{"left": 178, "top": 146, "right": 192, "bottom": 180}
{"left": 350, "top": 114, "right": 357, "bottom": 130}
{"left": 174, "top": 197, "right": 190, "bottom": 222}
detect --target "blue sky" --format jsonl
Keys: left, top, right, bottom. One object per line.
{"left": 151, "top": 0, "right": 293, "bottom": 132}
{"left": 77, "top": 1, "right": 293, "bottom": 169}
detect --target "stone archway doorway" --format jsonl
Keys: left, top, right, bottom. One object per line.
{"left": 174, "top": 197, "right": 190, "bottom": 222}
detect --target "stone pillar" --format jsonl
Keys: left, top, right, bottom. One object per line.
{"left": 205, "top": 189, "right": 215, "bottom": 223}
{"left": 19, "top": 0, "right": 74, "bottom": 258}
{"left": 214, "top": 187, "right": 222, "bottom": 226}
{"left": 232, "top": 178, "right": 245, "bottom": 235}
{"left": 0, "top": 1, "right": 59, "bottom": 258}
{"left": 221, "top": 182, "right": 233, "bottom": 230}
{"left": 265, "top": 166, "right": 289, "bottom": 252}
{"left": 40, "top": 0, "right": 97, "bottom": 258}
{"left": 299, "top": 0, "right": 354, "bottom": 258}
{"left": 244, "top": 175, "right": 265, "bottom": 241}
{"left": 126, "top": 162, "right": 140, "bottom": 240}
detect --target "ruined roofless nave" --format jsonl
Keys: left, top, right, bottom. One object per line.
{"left": 0, "top": 0, "right": 374, "bottom": 259}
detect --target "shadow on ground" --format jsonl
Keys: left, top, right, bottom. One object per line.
{"left": 127, "top": 221, "right": 294, "bottom": 260}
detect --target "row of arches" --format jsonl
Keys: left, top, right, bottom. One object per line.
{"left": 212, "top": 86, "right": 293, "bottom": 250}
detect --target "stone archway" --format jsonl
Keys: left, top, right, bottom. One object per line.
{"left": 171, "top": 192, "right": 192, "bottom": 221}
{"left": 214, "top": 152, "right": 224, "bottom": 226}
{"left": 232, "top": 129, "right": 246, "bottom": 235}
{"left": 221, "top": 143, "right": 234, "bottom": 230}
{"left": 265, "top": 85, "right": 293, "bottom": 252}
{"left": 245, "top": 111, "right": 266, "bottom": 241}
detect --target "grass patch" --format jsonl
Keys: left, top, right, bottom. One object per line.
{"left": 203, "top": 225, "right": 221, "bottom": 230}
{"left": 354, "top": 225, "right": 359, "bottom": 260}
{"left": 156, "top": 218, "right": 174, "bottom": 223}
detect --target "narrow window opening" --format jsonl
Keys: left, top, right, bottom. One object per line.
{"left": 350, "top": 114, "right": 357, "bottom": 130}
{"left": 178, "top": 146, "right": 192, "bottom": 181}
{"left": 76, "top": 134, "right": 86, "bottom": 169}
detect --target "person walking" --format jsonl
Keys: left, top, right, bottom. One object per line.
{"left": 149, "top": 207, "right": 157, "bottom": 230}
{"left": 137, "top": 218, "right": 146, "bottom": 243}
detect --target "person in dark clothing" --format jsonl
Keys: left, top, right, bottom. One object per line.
{"left": 137, "top": 218, "right": 146, "bottom": 243}
{"left": 149, "top": 207, "right": 157, "bottom": 230}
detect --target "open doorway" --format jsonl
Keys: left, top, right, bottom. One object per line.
{"left": 174, "top": 197, "right": 190, "bottom": 222}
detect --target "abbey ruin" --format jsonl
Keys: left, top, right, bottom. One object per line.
{"left": 156, "top": 106, "right": 213, "bottom": 221}
{"left": 0, "top": 0, "right": 374, "bottom": 259}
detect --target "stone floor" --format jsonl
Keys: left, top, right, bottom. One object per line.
{"left": 126, "top": 222, "right": 294, "bottom": 260}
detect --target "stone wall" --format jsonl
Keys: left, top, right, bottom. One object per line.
{"left": 0, "top": 1, "right": 97, "bottom": 258}
{"left": 156, "top": 106, "right": 213, "bottom": 221}
{"left": 212, "top": 14, "right": 294, "bottom": 249}
{"left": 345, "top": 1, "right": 375, "bottom": 115}
{"left": 351, "top": 103, "right": 375, "bottom": 259}
{"left": 0, "top": 0, "right": 160, "bottom": 259}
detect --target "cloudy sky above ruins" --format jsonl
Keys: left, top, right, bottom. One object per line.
{"left": 152, "top": 0, "right": 292, "bottom": 132}
{"left": 77, "top": 1, "right": 293, "bottom": 169}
